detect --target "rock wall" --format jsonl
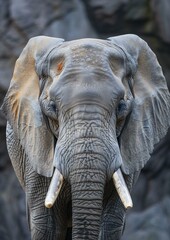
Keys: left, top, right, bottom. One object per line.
{"left": 0, "top": 0, "right": 170, "bottom": 239}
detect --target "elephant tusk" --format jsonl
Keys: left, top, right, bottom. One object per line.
{"left": 113, "top": 169, "right": 133, "bottom": 209}
{"left": 45, "top": 168, "right": 63, "bottom": 208}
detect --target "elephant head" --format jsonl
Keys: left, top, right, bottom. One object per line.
{"left": 2, "top": 35, "right": 170, "bottom": 239}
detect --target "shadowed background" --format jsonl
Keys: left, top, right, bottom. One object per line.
{"left": 0, "top": 0, "right": 170, "bottom": 239}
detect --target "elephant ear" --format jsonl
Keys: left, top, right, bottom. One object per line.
{"left": 1, "top": 36, "right": 64, "bottom": 177}
{"left": 109, "top": 34, "right": 170, "bottom": 175}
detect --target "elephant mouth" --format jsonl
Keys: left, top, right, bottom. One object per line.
{"left": 44, "top": 167, "right": 133, "bottom": 210}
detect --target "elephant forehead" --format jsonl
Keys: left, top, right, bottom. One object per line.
{"left": 69, "top": 43, "right": 106, "bottom": 66}
{"left": 59, "top": 39, "right": 122, "bottom": 67}
{"left": 44, "top": 39, "right": 125, "bottom": 74}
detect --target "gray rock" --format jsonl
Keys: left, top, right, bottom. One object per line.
{"left": 0, "top": 59, "right": 14, "bottom": 91}
{"left": 82, "top": 0, "right": 128, "bottom": 32}
{"left": 151, "top": 0, "right": 170, "bottom": 43}
{"left": 0, "top": 0, "right": 10, "bottom": 36}
{"left": 122, "top": 197, "right": 170, "bottom": 240}
{"left": 44, "top": 0, "right": 97, "bottom": 40}
{"left": 125, "top": 0, "right": 149, "bottom": 21}
{"left": 10, "top": 0, "right": 76, "bottom": 38}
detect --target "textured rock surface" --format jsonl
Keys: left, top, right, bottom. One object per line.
{"left": 122, "top": 197, "right": 170, "bottom": 240}
{"left": 151, "top": 0, "right": 170, "bottom": 43}
{"left": 0, "top": 0, "right": 170, "bottom": 239}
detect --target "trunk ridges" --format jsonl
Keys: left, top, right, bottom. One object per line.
{"left": 71, "top": 171, "right": 105, "bottom": 240}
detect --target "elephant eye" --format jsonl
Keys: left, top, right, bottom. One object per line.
{"left": 116, "top": 100, "right": 128, "bottom": 121}
{"left": 49, "top": 100, "right": 57, "bottom": 113}
{"left": 116, "top": 100, "right": 128, "bottom": 136}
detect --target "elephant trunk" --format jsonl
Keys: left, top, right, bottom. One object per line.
{"left": 48, "top": 105, "right": 126, "bottom": 238}
{"left": 70, "top": 168, "right": 105, "bottom": 240}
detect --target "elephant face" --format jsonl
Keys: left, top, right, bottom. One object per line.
{"left": 2, "top": 35, "right": 170, "bottom": 239}
{"left": 39, "top": 39, "right": 131, "bottom": 178}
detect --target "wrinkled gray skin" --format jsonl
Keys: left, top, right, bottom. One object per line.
{"left": 2, "top": 35, "right": 170, "bottom": 240}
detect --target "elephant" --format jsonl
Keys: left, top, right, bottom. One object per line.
{"left": 1, "top": 34, "right": 170, "bottom": 240}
